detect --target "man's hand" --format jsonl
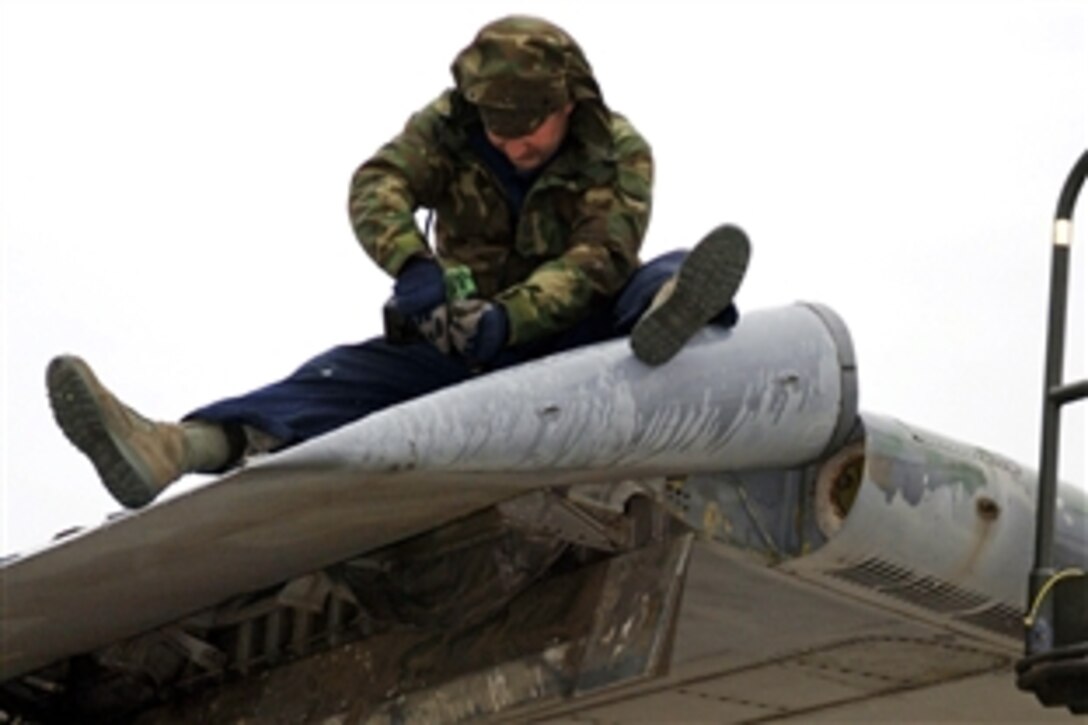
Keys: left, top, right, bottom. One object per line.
{"left": 392, "top": 257, "right": 446, "bottom": 318}
{"left": 416, "top": 299, "right": 509, "bottom": 365}
{"left": 451, "top": 300, "right": 509, "bottom": 364}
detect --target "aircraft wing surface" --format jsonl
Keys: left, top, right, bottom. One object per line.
{"left": 4, "top": 302, "right": 1081, "bottom": 722}
{"left": 0, "top": 303, "right": 856, "bottom": 682}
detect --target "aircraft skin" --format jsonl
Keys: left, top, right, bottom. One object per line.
{"left": 0, "top": 303, "right": 1083, "bottom": 723}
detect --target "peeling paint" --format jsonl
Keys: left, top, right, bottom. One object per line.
{"left": 791, "top": 414, "right": 1088, "bottom": 616}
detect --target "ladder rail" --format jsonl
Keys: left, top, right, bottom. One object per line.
{"left": 1027, "top": 149, "right": 1088, "bottom": 653}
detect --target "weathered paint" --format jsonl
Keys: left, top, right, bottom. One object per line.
{"left": 289, "top": 302, "right": 857, "bottom": 475}
{"left": 788, "top": 414, "right": 1088, "bottom": 625}
{"left": 658, "top": 412, "right": 1086, "bottom": 650}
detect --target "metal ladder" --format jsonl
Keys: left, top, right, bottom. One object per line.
{"left": 1017, "top": 149, "right": 1088, "bottom": 714}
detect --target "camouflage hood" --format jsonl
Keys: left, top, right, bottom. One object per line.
{"left": 451, "top": 15, "right": 611, "bottom": 147}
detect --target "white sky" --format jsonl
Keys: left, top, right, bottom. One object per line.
{"left": 1, "top": 0, "right": 1085, "bottom": 556}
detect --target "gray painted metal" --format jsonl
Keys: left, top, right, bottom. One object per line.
{"left": 647, "top": 411, "right": 1088, "bottom": 650}
{"left": 0, "top": 303, "right": 857, "bottom": 682}
{"left": 786, "top": 413, "right": 1088, "bottom": 634}
{"left": 129, "top": 539, "right": 1073, "bottom": 723}
{"left": 286, "top": 301, "right": 856, "bottom": 475}
{"left": 539, "top": 541, "right": 1068, "bottom": 723}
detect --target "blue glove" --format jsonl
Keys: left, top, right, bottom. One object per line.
{"left": 466, "top": 303, "right": 509, "bottom": 363}
{"left": 448, "top": 300, "right": 509, "bottom": 364}
{"left": 392, "top": 257, "right": 446, "bottom": 318}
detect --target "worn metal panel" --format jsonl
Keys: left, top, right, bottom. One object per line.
{"left": 568, "top": 638, "right": 1008, "bottom": 724}
{"left": 284, "top": 302, "right": 856, "bottom": 475}
{"left": 503, "top": 541, "right": 1068, "bottom": 723}
{"left": 570, "top": 688, "right": 773, "bottom": 722}
{"left": 788, "top": 414, "right": 1088, "bottom": 610}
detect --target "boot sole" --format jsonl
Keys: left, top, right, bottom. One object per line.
{"left": 47, "top": 356, "right": 158, "bottom": 508}
{"left": 630, "top": 224, "right": 751, "bottom": 366}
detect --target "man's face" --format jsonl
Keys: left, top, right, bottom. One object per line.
{"left": 484, "top": 102, "right": 575, "bottom": 173}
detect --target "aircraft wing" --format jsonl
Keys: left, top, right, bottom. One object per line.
{"left": 1, "top": 303, "right": 1083, "bottom": 722}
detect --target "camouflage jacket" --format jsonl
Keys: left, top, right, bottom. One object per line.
{"left": 348, "top": 91, "right": 653, "bottom": 346}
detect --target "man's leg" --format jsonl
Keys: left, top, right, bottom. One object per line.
{"left": 628, "top": 224, "right": 749, "bottom": 365}
{"left": 487, "top": 232, "right": 746, "bottom": 370}
{"left": 47, "top": 355, "right": 242, "bottom": 509}
{"left": 47, "top": 339, "right": 473, "bottom": 509}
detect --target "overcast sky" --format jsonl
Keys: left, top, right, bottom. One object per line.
{"left": 1, "top": 0, "right": 1085, "bottom": 556}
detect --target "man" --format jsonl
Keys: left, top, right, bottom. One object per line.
{"left": 47, "top": 15, "right": 749, "bottom": 510}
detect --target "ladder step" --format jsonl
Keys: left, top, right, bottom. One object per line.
{"left": 1050, "top": 379, "right": 1088, "bottom": 405}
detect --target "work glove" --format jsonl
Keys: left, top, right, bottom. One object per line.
{"left": 391, "top": 257, "right": 446, "bottom": 318}
{"left": 452, "top": 300, "right": 509, "bottom": 364}
{"left": 416, "top": 299, "right": 509, "bottom": 365}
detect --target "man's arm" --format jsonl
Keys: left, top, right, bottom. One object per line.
{"left": 496, "top": 115, "right": 654, "bottom": 345}
{"left": 347, "top": 95, "right": 452, "bottom": 277}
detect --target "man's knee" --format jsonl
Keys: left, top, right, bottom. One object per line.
{"left": 613, "top": 250, "right": 689, "bottom": 330}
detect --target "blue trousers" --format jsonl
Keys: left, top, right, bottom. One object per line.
{"left": 187, "top": 251, "right": 737, "bottom": 449}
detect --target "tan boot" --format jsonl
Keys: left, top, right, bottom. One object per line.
{"left": 630, "top": 224, "right": 751, "bottom": 365}
{"left": 46, "top": 355, "right": 231, "bottom": 508}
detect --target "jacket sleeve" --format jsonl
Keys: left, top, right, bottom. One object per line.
{"left": 348, "top": 96, "right": 452, "bottom": 277}
{"left": 495, "top": 115, "right": 654, "bottom": 345}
